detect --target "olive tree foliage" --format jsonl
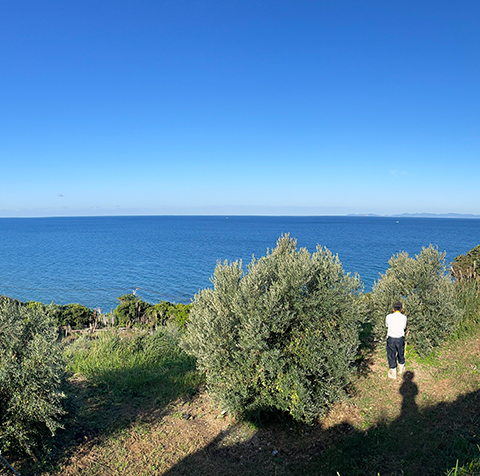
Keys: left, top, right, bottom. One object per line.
{"left": 371, "top": 245, "right": 463, "bottom": 356}
{"left": 0, "top": 297, "right": 66, "bottom": 455}
{"left": 181, "top": 235, "right": 364, "bottom": 423}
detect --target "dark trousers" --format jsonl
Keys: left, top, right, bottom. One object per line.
{"left": 387, "top": 336, "right": 405, "bottom": 369}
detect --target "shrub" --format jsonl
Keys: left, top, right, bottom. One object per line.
{"left": 451, "top": 244, "right": 480, "bottom": 283}
{"left": 181, "top": 235, "right": 364, "bottom": 423}
{"left": 147, "top": 301, "right": 192, "bottom": 330}
{"left": 0, "top": 296, "right": 66, "bottom": 455}
{"left": 371, "top": 245, "right": 463, "bottom": 356}
{"left": 58, "top": 303, "right": 94, "bottom": 328}
{"left": 113, "top": 293, "right": 151, "bottom": 326}
{"left": 26, "top": 301, "right": 94, "bottom": 329}
{"left": 451, "top": 245, "right": 480, "bottom": 325}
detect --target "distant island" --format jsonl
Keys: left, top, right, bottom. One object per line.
{"left": 347, "top": 213, "right": 480, "bottom": 219}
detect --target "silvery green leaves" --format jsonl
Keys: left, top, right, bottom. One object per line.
{"left": 181, "top": 235, "right": 364, "bottom": 423}
{"left": 371, "top": 245, "right": 463, "bottom": 356}
{"left": 0, "top": 297, "right": 66, "bottom": 455}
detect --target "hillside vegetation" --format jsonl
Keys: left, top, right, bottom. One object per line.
{"left": 8, "top": 322, "right": 480, "bottom": 476}
{"left": 1, "top": 238, "right": 480, "bottom": 476}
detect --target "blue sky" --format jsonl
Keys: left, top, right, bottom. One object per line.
{"left": 1, "top": 1, "right": 479, "bottom": 217}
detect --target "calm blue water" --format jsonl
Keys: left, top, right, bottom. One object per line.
{"left": 0, "top": 216, "right": 478, "bottom": 311}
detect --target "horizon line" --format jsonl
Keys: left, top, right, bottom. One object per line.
{"left": 1, "top": 212, "right": 480, "bottom": 219}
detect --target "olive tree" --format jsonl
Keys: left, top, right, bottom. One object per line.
{"left": 371, "top": 245, "right": 463, "bottom": 356}
{"left": 0, "top": 297, "right": 66, "bottom": 455}
{"left": 181, "top": 235, "right": 364, "bottom": 423}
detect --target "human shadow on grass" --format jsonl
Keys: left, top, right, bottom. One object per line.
{"left": 163, "top": 372, "right": 480, "bottom": 476}
{"left": 17, "top": 331, "right": 203, "bottom": 475}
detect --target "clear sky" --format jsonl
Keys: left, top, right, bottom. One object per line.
{"left": 1, "top": 1, "right": 479, "bottom": 217}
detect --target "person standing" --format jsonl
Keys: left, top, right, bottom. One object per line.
{"left": 386, "top": 302, "right": 407, "bottom": 379}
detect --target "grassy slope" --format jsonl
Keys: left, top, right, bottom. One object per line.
{"left": 12, "top": 326, "right": 480, "bottom": 476}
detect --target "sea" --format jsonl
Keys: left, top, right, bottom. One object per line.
{"left": 0, "top": 216, "right": 478, "bottom": 312}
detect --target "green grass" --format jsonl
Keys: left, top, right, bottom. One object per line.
{"left": 445, "top": 453, "right": 480, "bottom": 476}
{"left": 65, "top": 329, "right": 201, "bottom": 403}
{"left": 455, "top": 281, "right": 480, "bottom": 324}
{"left": 13, "top": 329, "right": 204, "bottom": 476}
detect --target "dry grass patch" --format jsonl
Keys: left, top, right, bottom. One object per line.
{"left": 53, "top": 392, "right": 238, "bottom": 476}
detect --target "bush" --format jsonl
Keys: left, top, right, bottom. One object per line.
{"left": 451, "top": 244, "right": 480, "bottom": 283}
{"left": 147, "top": 301, "right": 192, "bottom": 330}
{"left": 26, "top": 301, "right": 94, "bottom": 329}
{"left": 371, "top": 245, "right": 463, "bottom": 356}
{"left": 0, "top": 296, "right": 66, "bottom": 455}
{"left": 451, "top": 245, "right": 480, "bottom": 325}
{"left": 181, "top": 235, "right": 364, "bottom": 423}
{"left": 58, "top": 303, "right": 94, "bottom": 328}
{"left": 113, "top": 293, "right": 151, "bottom": 326}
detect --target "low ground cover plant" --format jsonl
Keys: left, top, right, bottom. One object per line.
{"left": 371, "top": 245, "right": 463, "bottom": 356}
{"left": 182, "top": 234, "right": 364, "bottom": 423}
{"left": 0, "top": 297, "right": 66, "bottom": 456}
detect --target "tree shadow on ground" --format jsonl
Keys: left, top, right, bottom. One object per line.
{"left": 355, "top": 321, "right": 377, "bottom": 378}
{"left": 16, "top": 339, "right": 201, "bottom": 475}
{"left": 162, "top": 372, "right": 480, "bottom": 476}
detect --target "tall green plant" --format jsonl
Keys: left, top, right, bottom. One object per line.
{"left": 113, "top": 293, "right": 151, "bottom": 326}
{"left": 181, "top": 235, "right": 364, "bottom": 423}
{"left": 66, "top": 330, "right": 201, "bottom": 399}
{"left": 371, "top": 245, "right": 463, "bottom": 356}
{"left": 146, "top": 301, "right": 192, "bottom": 330}
{"left": 0, "top": 297, "right": 66, "bottom": 455}
{"left": 451, "top": 245, "right": 480, "bottom": 325}
{"left": 455, "top": 280, "right": 480, "bottom": 325}
{"left": 27, "top": 301, "right": 93, "bottom": 329}
{"left": 451, "top": 244, "right": 480, "bottom": 283}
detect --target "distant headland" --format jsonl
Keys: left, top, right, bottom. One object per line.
{"left": 347, "top": 213, "right": 480, "bottom": 219}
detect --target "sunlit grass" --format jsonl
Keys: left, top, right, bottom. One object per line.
{"left": 65, "top": 329, "right": 203, "bottom": 403}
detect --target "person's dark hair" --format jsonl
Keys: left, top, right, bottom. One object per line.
{"left": 393, "top": 302, "right": 403, "bottom": 312}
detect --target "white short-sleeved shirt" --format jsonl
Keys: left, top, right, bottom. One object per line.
{"left": 385, "top": 311, "right": 407, "bottom": 338}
